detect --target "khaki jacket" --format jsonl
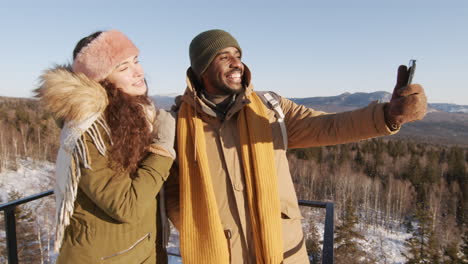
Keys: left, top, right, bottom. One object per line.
{"left": 166, "top": 67, "right": 395, "bottom": 263}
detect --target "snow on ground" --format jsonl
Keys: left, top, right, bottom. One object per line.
{"left": 361, "top": 225, "right": 412, "bottom": 264}
{"left": 1, "top": 160, "right": 412, "bottom": 264}
{"left": 301, "top": 206, "right": 411, "bottom": 264}
{"left": 0, "top": 158, "right": 55, "bottom": 202}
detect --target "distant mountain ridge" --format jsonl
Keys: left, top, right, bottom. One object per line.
{"left": 291, "top": 91, "right": 392, "bottom": 108}
{"left": 289, "top": 91, "right": 468, "bottom": 114}
{"left": 287, "top": 91, "right": 468, "bottom": 146}
{"left": 429, "top": 103, "right": 468, "bottom": 113}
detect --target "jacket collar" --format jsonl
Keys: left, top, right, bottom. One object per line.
{"left": 182, "top": 64, "right": 254, "bottom": 120}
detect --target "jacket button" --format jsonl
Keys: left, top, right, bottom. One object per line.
{"left": 234, "top": 182, "right": 243, "bottom": 191}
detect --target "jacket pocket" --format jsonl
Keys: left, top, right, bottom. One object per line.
{"left": 280, "top": 202, "right": 305, "bottom": 258}
{"left": 100, "top": 232, "right": 152, "bottom": 264}
{"left": 280, "top": 202, "right": 303, "bottom": 220}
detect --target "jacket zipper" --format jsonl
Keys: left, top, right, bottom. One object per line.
{"left": 100, "top": 232, "right": 151, "bottom": 260}
{"left": 224, "top": 229, "right": 232, "bottom": 263}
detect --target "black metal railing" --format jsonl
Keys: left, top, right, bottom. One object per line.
{"left": 0, "top": 190, "right": 54, "bottom": 264}
{"left": 299, "top": 200, "right": 335, "bottom": 264}
{"left": 1, "top": 191, "right": 334, "bottom": 264}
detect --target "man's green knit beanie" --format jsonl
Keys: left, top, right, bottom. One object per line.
{"left": 189, "top": 29, "right": 242, "bottom": 77}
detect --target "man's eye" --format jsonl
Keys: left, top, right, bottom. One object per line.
{"left": 119, "top": 67, "right": 128, "bottom": 72}
{"left": 220, "top": 56, "right": 228, "bottom": 60}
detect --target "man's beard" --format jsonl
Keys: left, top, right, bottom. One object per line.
{"left": 216, "top": 83, "right": 244, "bottom": 95}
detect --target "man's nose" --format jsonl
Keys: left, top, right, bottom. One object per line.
{"left": 230, "top": 56, "right": 242, "bottom": 68}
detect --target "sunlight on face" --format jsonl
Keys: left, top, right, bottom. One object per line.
{"left": 106, "top": 55, "right": 147, "bottom": 96}
{"left": 201, "top": 47, "right": 244, "bottom": 95}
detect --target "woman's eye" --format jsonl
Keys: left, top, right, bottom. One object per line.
{"left": 119, "top": 67, "right": 128, "bottom": 72}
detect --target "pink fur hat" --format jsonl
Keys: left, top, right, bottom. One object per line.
{"left": 72, "top": 30, "right": 139, "bottom": 81}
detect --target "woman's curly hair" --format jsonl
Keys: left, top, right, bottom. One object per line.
{"left": 101, "top": 80, "right": 153, "bottom": 176}
{"left": 73, "top": 31, "right": 153, "bottom": 177}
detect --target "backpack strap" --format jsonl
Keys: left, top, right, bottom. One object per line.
{"left": 255, "top": 91, "right": 288, "bottom": 149}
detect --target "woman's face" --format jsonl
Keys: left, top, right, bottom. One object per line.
{"left": 107, "top": 55, "right": 147, "bottom": 96}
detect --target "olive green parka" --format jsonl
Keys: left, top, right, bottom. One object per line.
{"left": 36, "top": 66, "right": 173, "bottom": 264}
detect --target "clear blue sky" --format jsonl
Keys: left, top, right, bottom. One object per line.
{"left": 1, "top": 0, "right": 467, "bottom": 104}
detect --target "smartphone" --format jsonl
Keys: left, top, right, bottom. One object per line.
{"left": 407, "top": 59, "right": 416, "bottom": 85}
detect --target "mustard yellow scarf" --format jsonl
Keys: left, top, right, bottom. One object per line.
{"left": 177, "top": 92, "right": 284, "bottom": 264}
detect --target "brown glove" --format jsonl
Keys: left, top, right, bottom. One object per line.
{"left": 384, "top": 65, "right": 427, "bottom": 130}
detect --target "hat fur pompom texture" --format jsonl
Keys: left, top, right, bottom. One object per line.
{"left": 36, "top": 65, "right": 108, "bottom": 123}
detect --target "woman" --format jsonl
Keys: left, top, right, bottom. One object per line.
{"left": 35, "top": 30, "right": 174, "bottom": 263}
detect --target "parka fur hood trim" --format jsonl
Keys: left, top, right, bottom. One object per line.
{"left": 36, "top": 65, "right": 108, "bottom": 123}
{"left": 36, "top": 65, "right": 111, "bottom": 252}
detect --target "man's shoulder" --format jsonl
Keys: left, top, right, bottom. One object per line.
{"left": 255, "top": 91, "right": 283, "bottom": 107}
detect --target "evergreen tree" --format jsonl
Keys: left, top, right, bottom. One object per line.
{"left": 353, "top": 149, "right": 365, "bottom": 171}
{"left": 305, "top": 219, "right": 321, "bottom": 264}
{"left": 447, "top": 147, "right": 466, "bottom": 185}
{"left": 0, "top": 189, "right": 4, "bottom": 262}
{"left": 443, "top": 241, "right": 461, "bottom": 264}
{"left": 338, "top": 144, "right": 351, "bottom": 166}
{"left": 460, "top": 229, "right": 468, "bottom": 263}
{"left": 335, "top": 198, "right": 375, "bottom": 264}
{"left": 404, "top": 216, "right": 414, "bottom": 233}
{"left": 428, "top": 230, "right": 441, "bottom": 264}
{"left": 403, "top": 204, "right": 440, "bottom": 264}
{"left": 0, "top": 215, "right": 5, "bottom": 263}
{"left": 388, "top": 140, "right": 406, "bottom": 158}
{"left": 425, "top": 150, "right": 442, "bottom": 185}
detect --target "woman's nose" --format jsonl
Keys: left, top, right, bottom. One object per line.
{"left": 133, "top": 65, "right": 144, "bottom": 77}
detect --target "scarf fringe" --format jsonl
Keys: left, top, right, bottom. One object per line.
{"left": 53, "top": 116, "right": 111, "bottom": 252}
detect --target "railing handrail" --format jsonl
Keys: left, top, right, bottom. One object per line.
{"left": 1, "top": 190, "right": 334, "bottom": 264}
{"left": 300, "top": 200, "right": 335, "bottom": 264}
{"left": 0, "top": 190, "right": 54, "bottom": 211}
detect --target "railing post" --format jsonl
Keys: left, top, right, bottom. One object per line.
{"left": 322, "top": 202, "right": 334, "bottom": 264}
{"left": 4, "top": 207, "right": 19, "bottom": 264}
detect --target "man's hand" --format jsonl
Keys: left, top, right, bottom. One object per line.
{"left": 384, "top": 65, "right": 427, "bottom": 130}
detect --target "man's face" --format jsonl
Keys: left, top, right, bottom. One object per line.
{"left": 201, "top": 47, "right": 244, "bottom": 95}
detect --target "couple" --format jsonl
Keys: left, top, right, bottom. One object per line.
{"left": 36, "top": 29, "right": 427, "bottom": 264}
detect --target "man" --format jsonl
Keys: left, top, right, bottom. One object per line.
{"left": 166, "top": 29, "right": 426, "bottom": 264}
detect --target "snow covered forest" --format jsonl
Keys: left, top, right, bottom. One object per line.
{"left": 1, "top": 96, "right": 468, "bottom": 263}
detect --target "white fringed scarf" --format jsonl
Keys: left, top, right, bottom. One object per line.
{"left": 53, "top": 114, "right": 111, "bottom": 252}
